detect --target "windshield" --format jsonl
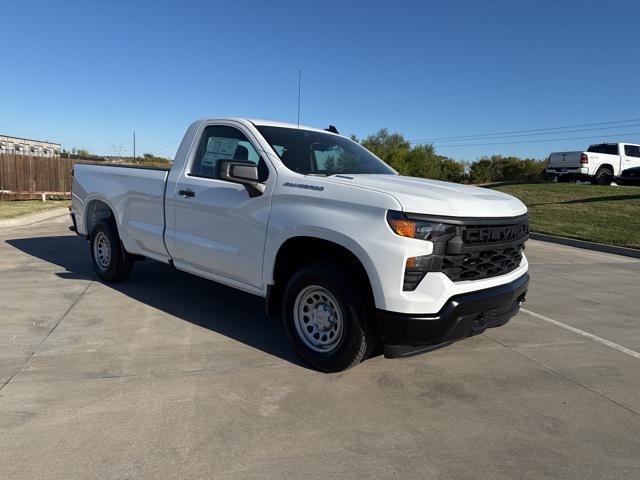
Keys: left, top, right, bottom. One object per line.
{"left": 256, "top": 126, "right": 396, "bottom": 176}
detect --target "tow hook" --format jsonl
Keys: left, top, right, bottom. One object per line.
{"left": 517, "top": 292, "right": 527, "bottom": 305}
{"left": 472, "top": 313, "right": 488, "bottom": 335}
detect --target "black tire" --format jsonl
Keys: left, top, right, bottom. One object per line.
{"left": 90, "top": 219, "right": 133, "bottom": 282}
{"left": 592, "top": 167, "right": 613, "bottom": 185}
{"left": 282, "top": 262, "right": 377, "bottom": 373}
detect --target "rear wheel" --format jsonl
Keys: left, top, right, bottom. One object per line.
{"left": 592, "top": 166, "right": 613, "bottom": 185}
{"left": 90, "top": 219, "right": 133, "bottom": 282}
{"left": 282, "top": 262, "right": 377, "bottom": 372}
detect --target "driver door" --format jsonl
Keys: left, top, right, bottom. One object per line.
{"left": 170, "top": 124, "right": 272, "bottom": 290}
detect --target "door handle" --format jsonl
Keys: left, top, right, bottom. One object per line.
{"left": 178, "top": 189, "right": 195, "bottom": 198}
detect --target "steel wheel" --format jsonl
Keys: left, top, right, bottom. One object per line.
{"left": 93, "top": 231, "right": 112, "bottom": 271}
{"left": 293, "top": 285, "right": 344, "bottom": 353}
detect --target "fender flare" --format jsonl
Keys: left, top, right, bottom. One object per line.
{"left": 82, "top": 194, "right": 120, "bottom": 236}
{"left": 265, "top": 227, "right": 385, "bottom": 308}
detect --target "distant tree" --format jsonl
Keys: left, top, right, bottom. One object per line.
{"left": 468, "top": 158, "right": 494, "bottom": 184}
{"left": 323, "top": 155, "right": 337, "bottom": 173}
{"left": 439, "top": 156, "right": 466, "bottom": 183}
{"left": 137, "top": 153, "right": 172, "bottom": 166}
{"left": 360, "top": 128, "right": 466, "bottom": 182}
{"left": 62, "top": 148, "right": 105, "bottom": 160}
{"left": 469, "top": 155, "right": 546, "bottom": 183}
{"left": 355, "top": 128, "right": 547, "bottom": 184}
{"left": 404, "top": 144, "right": 441, "bottom": 178}
{"left": 361, "top": 128, "right": 412, "bottom": 173}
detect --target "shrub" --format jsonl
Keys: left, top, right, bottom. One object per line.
{"left": 469, "top": 155, "right": 546, "bottom": 183}
{"left": 358, "top": 129, "right": 545, "bottom": 184}
{"left": 360, "top": 129, "right": 466, "bottom": 182}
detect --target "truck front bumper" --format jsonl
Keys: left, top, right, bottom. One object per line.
{"left": 377, "top": 273, "right": 529, "bottom": 358}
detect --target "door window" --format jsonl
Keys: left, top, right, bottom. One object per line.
{"left": 624, "top": 145, "right": 640, "bottom": 158}
{"left": 191, "top": 125, "right": 261, "bottom": 178}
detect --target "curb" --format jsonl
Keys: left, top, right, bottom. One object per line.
{"left": 530, "top": 233, "right": 640, "bottom": 259}
{"left": 0, "top": 207, "right": 69, "bottom": 229}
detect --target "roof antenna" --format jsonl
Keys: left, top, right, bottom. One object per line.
{"left": 297, "top": 69, "right": 302, "bottom": 129}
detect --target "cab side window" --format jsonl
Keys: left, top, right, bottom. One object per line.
{"left": 191, "top": 125, "right": 261, "bottom": 178}
{"left": 624, "top": 145, "right": 640, "bottom": 158}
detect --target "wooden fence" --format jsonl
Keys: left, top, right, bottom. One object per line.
{"left": 0, "top": 154, "right": 171, "bottom": 200}
{"left": 0, "top": 154, "right": 78, "bottom": 197}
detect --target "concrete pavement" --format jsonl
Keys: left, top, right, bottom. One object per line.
{"left": 1, "top": 216, "right": 639, "bottom": 479}
{"left": 0, "top": 206, "right": 68, "bottom": 229}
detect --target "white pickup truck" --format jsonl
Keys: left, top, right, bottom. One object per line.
{"left": 547, "top": 142, "right": 640, "bottom": 184}
{"left": 71, "top": 118, "right": 529, "bottom": 372}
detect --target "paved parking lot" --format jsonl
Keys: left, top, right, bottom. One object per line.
{"left": 1, "top": 214, "right": 639, "bottom": 479}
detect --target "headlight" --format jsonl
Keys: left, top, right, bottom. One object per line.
{"left": 387, "top": 210, "right": 457, "bottom": 291}
{"left": 386, "top": 210, "right": 455, "bottom": 242}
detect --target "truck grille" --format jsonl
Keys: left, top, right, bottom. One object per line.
{"left": 442, "top": 219, "right": 528, "bottom": 282}
{"left": 441, "top": 243, "right": 525, "bottom": 281}
{"left": 396, "top": 212, "right": 529, "bottom": 291}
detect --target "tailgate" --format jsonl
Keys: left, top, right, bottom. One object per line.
{"left": 548, "top": 151, "right": 582, "bottom": 169}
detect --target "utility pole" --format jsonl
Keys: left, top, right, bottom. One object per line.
{"left": 297, "top": 70, "right": 301, "bottom": 128}
{"left": 133, "top": 131, "right": 136, "bottom": 160}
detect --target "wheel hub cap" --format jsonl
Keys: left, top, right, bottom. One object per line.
{"left": 293, "top": 286, "right": 344, "bottom": 353}
{"left": 313, "top": 304, "right": 333, "bottom": 330}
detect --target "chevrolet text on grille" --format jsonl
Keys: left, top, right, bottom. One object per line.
{"left": 463, "top": 224, "right": 529, "bottom": 244}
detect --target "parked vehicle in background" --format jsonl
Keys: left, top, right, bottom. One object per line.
{"left": 71, "top": 118, "right": 530, "bottom": 372}
{"left": 617, "top": 166, "right": 640, "bottom": 186}
{"left": 546, "top": 143, "right": 640, "bottom": 185}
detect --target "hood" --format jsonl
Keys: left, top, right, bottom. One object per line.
{"left": 326, "top": 174, "right": 527, "bottom": 218}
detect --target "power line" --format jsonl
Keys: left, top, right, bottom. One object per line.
{"left": 297, "top": 70, "right": 302, "bottom": 128}
{"left": 309, "top": 59, "right": 628, "bottom": 119}
{"left": 431, "top": 123, "right": 640, "bottom": 141}
{"left": 419, "top": 124, "right": 640, "bottom": 146}
{"left": 434, "top": 131, "right": 640, "bottom": 148}
{"left": 413, "top": 117, "right": 640, "bottom": 143}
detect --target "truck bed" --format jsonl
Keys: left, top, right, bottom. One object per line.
{"left": 72, "top": 163, "right": 171, "bottom": 262}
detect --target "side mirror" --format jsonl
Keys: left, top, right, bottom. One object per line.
{"left": 219, "top": 160, "right": 265, "bottom": 197}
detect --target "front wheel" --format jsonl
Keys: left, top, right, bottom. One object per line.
{"left": 282, "top": 262, "right": 377, "bottom": 372}
{"left": 90, "top": 219, "right": 133, "bottom": 282}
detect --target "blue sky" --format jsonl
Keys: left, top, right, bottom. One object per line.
{"left": 2, "top": 0, "right": 639, "bottom": 161}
